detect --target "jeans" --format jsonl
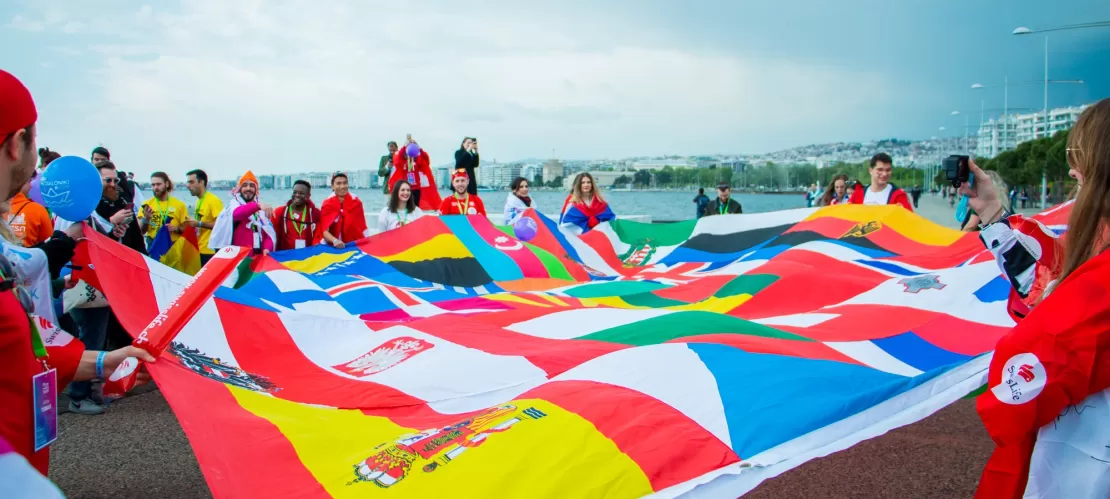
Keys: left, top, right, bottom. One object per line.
{"left": 68, "top": 307, "right": 111, "bottom": 401}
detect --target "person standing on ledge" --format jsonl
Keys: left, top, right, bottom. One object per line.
{"left": 703, "top": 182, "right": 743, "bottom": 216}
{"left": 378, "top": 141, "right": 397, "bottom": 203}
{"left": 319, "top": 172, "right": 368, "bottom": 249}
{"left": 848, "top": 153, "right": 913, "bottom": 211}
{"left": 455, "top": 137, "right": 480, "bottom": 195}
{"left": 439, "top": 169, "right": 487, "bottom": 216}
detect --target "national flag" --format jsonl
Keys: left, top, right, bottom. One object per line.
{"left": 82, "top": 203, "right": 1074, "bottom": 498}
{"left": 147, "top": 221, "right": 202, "bottom": 276}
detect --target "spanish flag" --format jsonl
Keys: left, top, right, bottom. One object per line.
{"left": 148, "top": 218, "right": 202, "bottom": 275}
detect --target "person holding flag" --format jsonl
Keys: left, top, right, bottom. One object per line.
{"left": 208, "top": 170, "right": 276, "bottom": 255}
{"left": 559, "top": 172, "right": 614, "bottom": 233}
{"left": 439, "top": 169, "right": 487, "bottom": 216}
{"left": 272, "top": 180, "right": 321, "bottom": 251}
{"left": 389, "top": 135, "right": 441, "bottom": 211}
{"left": 318, "top": 172, "right": 368, "bottom": 249}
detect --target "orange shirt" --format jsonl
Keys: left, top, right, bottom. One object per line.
{"left": 6, "top": 193, "right": 52, "bottom": 247}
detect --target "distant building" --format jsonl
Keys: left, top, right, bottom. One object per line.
{"left": 976, "top": 103, "right": 1089, "bottom": 158}
{"left": 349, "top": 170, "right": 374, "bottom": 190}
{"left": 520, "top": 164, "right": 542, "bottom": 183}
{"left": 308, "top": 172, "right": 329, "bottom": 188}
{"left": 562, "top": 171, "right": 624, "bottom": 190}
{"left": 632, "top": 159, "right": 692, "bottom": 170}
{"left": 477, "top": 163, "right": 521, "bottom": 190}
{"left": 543, "top": 159, "right": 564, "bottom": 183}
{"left": 258, "top": 174, "right": 275, "bottom": 190}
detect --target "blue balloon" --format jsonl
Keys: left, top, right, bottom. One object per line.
{"left": 513, "top": 216, "right": 538, "bottom": 242}
{"left": 39, "top": 156, "right": 101, "bottom": 222}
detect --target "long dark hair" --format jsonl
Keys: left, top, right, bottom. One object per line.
{"left": 389, "top": 180, "right": 417, "bottom": 214}
{"left": 820, "top": 174, "right": 849, "bottom": 206}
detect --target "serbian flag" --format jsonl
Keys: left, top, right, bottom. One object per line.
{"left": 975, "top": 249, "right": 1110, "bottom": 498}
{"left": 148, "top": 220, "right": 202, "bottom": 276}
{"left": 559, "top": 195, "right": 615, "bottom": 234}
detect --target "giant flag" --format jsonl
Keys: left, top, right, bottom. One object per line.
{"left": 84, "top": 204, "right": 1069, "bottom": 498}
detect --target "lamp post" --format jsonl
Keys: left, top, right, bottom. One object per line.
{"left": 1014, "top": 21, "right": 1109, "bottom": 208}
{"left": 950, "top": 111, "right": 970, "bottom": 154}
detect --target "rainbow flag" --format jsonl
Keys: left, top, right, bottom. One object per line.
{"left": 83, "top": 205, "right": 1071, "bottom": 498}
{"left": 147, "top": 221, "right": 201, "bottom": 276}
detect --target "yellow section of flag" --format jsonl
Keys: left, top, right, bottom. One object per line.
{"left": 808, "top": 204, "right": 964, "bottom": 246}
{"left": 231, "top": 390, "right": 653, "bottom": 498}
{"left": 375, "top": 233, "right": 474, "bottom": 263}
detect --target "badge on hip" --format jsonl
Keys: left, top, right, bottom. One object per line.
{"left": 407, "top": 172, "right": 416, "bottom": 184}
{"left": 32, "top": 368, "right": 58, "bottom": 452}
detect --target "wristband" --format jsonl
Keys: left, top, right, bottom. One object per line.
{"left": 95, "top": 351, "right": 107, "bottom": 380}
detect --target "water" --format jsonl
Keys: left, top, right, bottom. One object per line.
{"left": 211, "top": 189, "right": 808, "bottom": 222}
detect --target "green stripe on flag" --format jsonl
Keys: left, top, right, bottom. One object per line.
{"left": 715, "top": 274, "right": 779, "bottom": 298}
{"left": 609, "top": 218, "right": 697, "bottom": 247}
{"left": 579, "top": 311, "right": 812, "bottom": 345}
{"left": 563, "top": 280, "right": 670, "bottom": 298}
{"left": 620, "top": 292, "right": 688, "bottom": 309}
{"left": 525, "top": 242, "right": 574, "bottom": 281}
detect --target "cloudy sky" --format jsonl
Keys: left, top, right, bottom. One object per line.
{"left": 4, "top": 0, "right": 1108, "bottom": 180}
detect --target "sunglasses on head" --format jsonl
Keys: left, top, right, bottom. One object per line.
{"left": 0, "top": 254, "right": 33, "bottom": 314}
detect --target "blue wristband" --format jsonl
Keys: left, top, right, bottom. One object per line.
{"left": 95, "top": 351, "right": 107, "bottom": 380}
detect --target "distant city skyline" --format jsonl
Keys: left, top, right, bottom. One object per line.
{"left": 5, "top": 0, "right": 1107, "bottom": 179}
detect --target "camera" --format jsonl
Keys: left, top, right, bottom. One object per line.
{"left": 943, "top": 155, "right": 970, "bottom": 187}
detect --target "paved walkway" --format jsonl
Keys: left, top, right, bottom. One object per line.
{"left": 912, "top": 192, "right": 1049, "bottom": 230}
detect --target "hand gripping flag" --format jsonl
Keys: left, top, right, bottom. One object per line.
{"left": 85, "top": 204, "right": 1069, "bottom": 498}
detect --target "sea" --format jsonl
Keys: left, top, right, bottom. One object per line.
{"left": 183, "top": 189, "right": 809, "bottom": 222}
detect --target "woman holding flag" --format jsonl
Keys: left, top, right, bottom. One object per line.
{"left": 559, "top": 172, "right": 614, "bottom": 234}
{"left": 963, "top": 98, "right": 1110, "bottom": 499}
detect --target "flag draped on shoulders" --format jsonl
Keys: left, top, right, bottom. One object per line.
{"left": 390, "top": 149, "right": 442, "bottom": 211}
{"left": 559, "top": 194, "right": 615, "bottom": 233}
{"left": 318, "top": 193, "right": 369, "bottom": 243}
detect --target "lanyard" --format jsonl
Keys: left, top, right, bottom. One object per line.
{"left": 719, "top": 200, "right": 728, "bottom": 215}
{"left": 398, "top": 209, "right": 409, "bottom": 226}
{"left": 454, "top": 194, "right": 469, "bottom": 214}
{"left": 287, "top": 205, "right": 308, "bottom": 235}
{"left": 194, "top": 193, "right": 205, "bottom": 219}
{"left": 0, "top": 266, "right": 46, "bottom": 359}
{"left": 153, "top": 197, "right": 171, "bottom": 226}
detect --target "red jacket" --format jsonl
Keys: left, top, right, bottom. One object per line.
{"left": 389, "top": 149, "right": 442, "bottom": 211}
{"left": 439, "top": 193, "right": 487, "bottom": 216}
{"left": 271, "top": 200, "right": 322, "bottom": 251}
{"left": 848, "top": 183, "right": 913, "bottom": 211}
{"left": 317, "top": 194, "right": 368, "bottom": 244}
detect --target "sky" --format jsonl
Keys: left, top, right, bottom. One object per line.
{"left": 3, "top": 0, "right": 1109, "bottom": 180}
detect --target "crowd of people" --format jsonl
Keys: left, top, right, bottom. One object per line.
{"left": 2, "top": 65, "right": 1108, "bottom": 498}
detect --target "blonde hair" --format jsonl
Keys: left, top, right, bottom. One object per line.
{"left": 986, "top": 170, "right": 1010, "bottom": 211}
{"left": 1058, "top": 98, "right": 1110, "bottom": 283}
{"left": 0, "top": 202, "right": 17, "bottom": 244}
{"left": 570, "top": 172, "right": 605, "bottom": 205}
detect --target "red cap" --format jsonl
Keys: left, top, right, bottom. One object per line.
{"left": 451, "top": 169, "right": 468, "bottom": 181}
{"left": 0, "top": 70, "right": 37, "bottom": 137}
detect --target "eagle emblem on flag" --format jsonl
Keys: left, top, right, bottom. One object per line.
{"left": 841, "top": 221, "right": 882, "bottom": 238}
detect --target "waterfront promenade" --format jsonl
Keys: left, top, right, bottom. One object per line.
{"left": 48, "top": 196, "right": 1041, "bottom": 498}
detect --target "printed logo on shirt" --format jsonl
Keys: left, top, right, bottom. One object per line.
{"left": 991, "top": 352, "right": 1047, "bottom": 405}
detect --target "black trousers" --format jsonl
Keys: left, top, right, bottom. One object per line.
{"left": 466, "top": 168, "right": 478, "bottom": 195}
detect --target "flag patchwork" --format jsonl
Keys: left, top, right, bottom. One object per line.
{"left": 83, "top": 204, "right": 1067, "bottom": 499}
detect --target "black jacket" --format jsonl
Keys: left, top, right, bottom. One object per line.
{"left": 704, "top": 197, "right": 743, "bottom": 216}
{"left": 454, "top": 149, "right": 480, "bottom": 194}
{"left": 94, "top": 196, "right": 147, "bottom": 254}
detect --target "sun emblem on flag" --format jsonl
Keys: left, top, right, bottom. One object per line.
{"left": 333, "top": 337, "right": 433, "bottom": 376}
{"left": 898, "top": 274, "right": 946, "bottom": 293}
{"left": 619, "top": 238, "right": 657, "bottom": 267}
{"left": 841, "top": 221, "right": 882, "bottom": 238}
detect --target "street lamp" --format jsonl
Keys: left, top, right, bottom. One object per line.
{"left": 950, "top": 111, "right": 970, "bottom": 154}
{"left": 1013, "top": 21, "right": 1108, "bottom": 208}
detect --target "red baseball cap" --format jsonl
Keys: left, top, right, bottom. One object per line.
{"left": 0, "top": 70, "right": 37, "bottom": 137}
{"left": 451, "top": 169, "right": 468, "bottom": 181}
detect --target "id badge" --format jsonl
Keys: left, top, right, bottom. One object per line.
{"left": 295, "top": 239, "right": 306, "bottom": 249}
{"left": 407, "top": 172, "right": 416, "bottom": 184}
{"left": 32, "top": 368, "right": 58, "bottom": 452}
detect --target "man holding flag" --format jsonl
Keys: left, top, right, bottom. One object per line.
{"left": 208, "top": 170, "right": 276, "bottom": 255}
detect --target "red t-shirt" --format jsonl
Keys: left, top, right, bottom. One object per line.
{"left": 439, "top": 193, "right": 487, "bottom": 216}
{"left": 0, "top": 292, "right": 49, "bottom": 475}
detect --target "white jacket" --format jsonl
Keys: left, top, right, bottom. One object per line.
{"left": 377, "top": 206, "right": 424, "bottom": 233}
{"left": 503, "top": 194, "right": 535, "bottom": 226}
